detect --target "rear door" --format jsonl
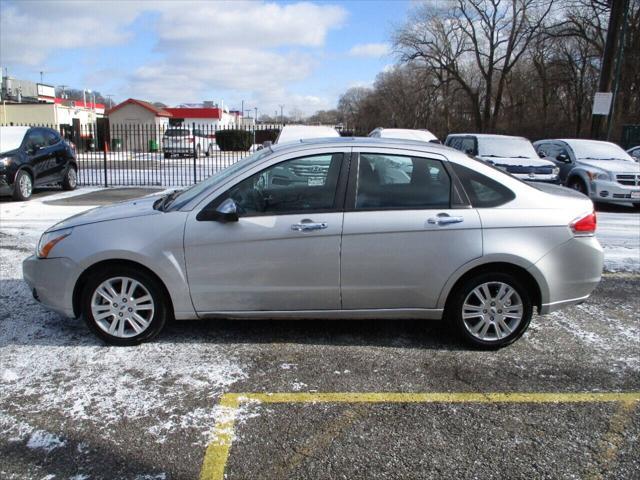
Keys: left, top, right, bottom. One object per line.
{"left": 340, "top": 148, "right": 482, "bottom": 310}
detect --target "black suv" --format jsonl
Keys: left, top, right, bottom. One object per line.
{"left": 0, "top": 126, "right": 78, "bottom": 200}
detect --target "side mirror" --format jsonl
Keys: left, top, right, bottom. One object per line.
{"left": 556, "top": 154, "right": 569, "bottom": 163}
{"left": 538, "top": 151, "right": 545, "bottom": 158}
{"left": 196, "top": 198, "right": 239, "bottom": 223}
{"left": 464, "top": 148, "right": 475, "bottom": 155}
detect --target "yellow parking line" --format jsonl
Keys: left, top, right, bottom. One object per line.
{"left": 199, "top": 392, "right": 640, "bottom": 480}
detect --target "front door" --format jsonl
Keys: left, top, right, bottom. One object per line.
{"left": 341, "top": 150, "right": 482, "bottom": 310}
{"left": 184, "top": 151, "right": 349, "bottom": 313}
{"left": 24, "top": 129, "right": 57, "bottom": 184}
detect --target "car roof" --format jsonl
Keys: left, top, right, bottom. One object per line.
{"left": 373, "top": 128, "right": 438, "bottom": 142}
{"left": 276, "top": 125, "right": 340, "bottom": 144}
{"left": 267, "top": 136, "right": 460, "bottom": 157}
{"left": 448, "top": 133, "right": 528, "bottom": 140}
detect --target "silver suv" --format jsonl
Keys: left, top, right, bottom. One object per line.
{"left": 534, "top": 139, "right": 640, "bottom": 208}
{"left": 23, "top": 138, "right": 603, "bottom": 348}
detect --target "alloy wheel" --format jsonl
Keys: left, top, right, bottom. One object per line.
{"left": 461, "top": 281, "right": 523, "bottom": 341}
{"left": 90, "top": 276, "right": 155, "bottom": 338}
{"left": 68, "top": 168, "right": 77, "bottom": 188}
{"left": 19, "top": 173, "right": 32, "bottom": 198}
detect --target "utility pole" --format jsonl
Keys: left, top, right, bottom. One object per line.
{"left": 40, "top": 71, "right": 43, "bottom": 83}
{"left": 58, "top": 85, "right": 68, "bottom": 99}
{"left": 279, "top": 104, "right": 284, "bottom": 125}
{"left": 590, "top": 0, "right": 627, "bottom": 140}
{"left": 606, "top": 0, "right": 630, "bottom": 141}
{"left": 106, "top": 94, "right": 114, "bottom": 109}
{"left": 254, "top": 107, "right": 258, "bottom": 124}
{"left": 241, "top": 100, "right": 244, "bottom": 123}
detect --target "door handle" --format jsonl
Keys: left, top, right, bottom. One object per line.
{"left": 291, "top": 219, "right": 328, "bottom": 232}
{"left": 427, "top": 214, "right": 464, "bottom": 226}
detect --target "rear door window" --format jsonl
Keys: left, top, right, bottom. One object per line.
{"left": 355, "top": 154, "right": 451, "bottom": 209}
{"left": 450, "top": 163, "right": 515, "bottom": 208}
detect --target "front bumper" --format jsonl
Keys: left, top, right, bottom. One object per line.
{"left": 516, "top": 173, "right": 559, "bottom": 183}
{"left": 23, "top": 255, "right": 79, "bottom": 318}
{"left": 0, "top": 174, "right": 13, "bottom": 196}
{"left": 590, "top": 179, "right": 640, "bottom": 203}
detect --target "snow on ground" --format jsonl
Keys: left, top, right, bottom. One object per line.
{"left": 596, "top": 211, "right": 640, "bottom": 273}
{"left": 0, "top": 189, "right": 248, "bottom": 449}
{"left": 0, "top": 188, "right": 637, "bottom": 453}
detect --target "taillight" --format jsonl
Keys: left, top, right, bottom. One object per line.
{"left": 570, "top": 211, "right": 597, "bottom": 236}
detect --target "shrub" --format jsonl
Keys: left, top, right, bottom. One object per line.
{"left": 215, "top": 129, "right": 254, "bottom": 151}
{"left": 255, "top": 128, "right": 281, "bottom": 145}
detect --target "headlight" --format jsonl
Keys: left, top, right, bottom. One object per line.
{"left": 37, "top": 228, "right": 72, "bottom": 258}
{"left": 1, "top": 157, "right": 11, "bottom": 167}
{"left": 586, "top": 171, "right": 610, "bottom": 181}
{"left": 552, "top": 167, "right": 560, "bottom": 176}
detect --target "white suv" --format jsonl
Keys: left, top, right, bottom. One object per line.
{"left": 162, "top": 127, "right": 215, "bottom": 158}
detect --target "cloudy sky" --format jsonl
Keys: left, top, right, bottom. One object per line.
{"left": 0, "top": 0, "right": 411, "bottom": 115}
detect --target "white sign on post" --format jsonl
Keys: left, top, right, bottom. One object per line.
{"left": 592, "top": 92, "right": 613, "bottom": 115}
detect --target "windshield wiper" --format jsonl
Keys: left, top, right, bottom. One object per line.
{"left": 154, "top": 190, "right": 181, "bottom": 211}
{"left": 481, "top": 154, "right": 505, "bottom": 158}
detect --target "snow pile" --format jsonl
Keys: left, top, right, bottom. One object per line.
{"left": 596, "top": 211, "right": 640, "bottom": 273}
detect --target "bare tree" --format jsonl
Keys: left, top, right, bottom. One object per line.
{"left": 395, "top": 0, "right": 554, "bottom": 131}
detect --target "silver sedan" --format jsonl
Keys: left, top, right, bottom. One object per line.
{"left": 23, "top": 138, "right": 604, "bottom": 348}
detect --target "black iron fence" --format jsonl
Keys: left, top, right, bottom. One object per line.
{"left": 2, "top": 121, "right": 354, "bottom": 187}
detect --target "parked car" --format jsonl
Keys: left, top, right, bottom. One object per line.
{"left": 369, "top": 128, "right": 440, "bottom": 143}
{"left": 627, "top": 145, "right": 640, "bottom": 162}
{"left": 445, "top": 134, "right": 559, "bottom": 183}
{"left": 274, "top": 125, "right": 340, "bottom": 144}
{"left": 24, "top": 138, "right": 603, "bottom": 348}
{"left": 162, "top": 127, "right": 215, "bottom": 158}
{"left": 534, "top": 139, "right": 640, "bottom": 207}
{"left": 0, "top": 126, "right": 78, "bottom": 201}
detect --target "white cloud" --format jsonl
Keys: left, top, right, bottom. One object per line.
{"left": 348, "top": 43, "right": 391, "bottom": 58}
{"left": 0, "top": 1, "right": 347, "bottom": 114}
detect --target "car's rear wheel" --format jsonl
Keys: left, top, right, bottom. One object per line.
{"left": 61, "top": 166, "right": 77, "bottom": 190}
{"left": 12, "top": 170, "right": 33, "bottom": 201}
{"left": 568, "top": 177, "right": 588, "bottom": 196}
{"left": 164, "top": 152, "right": 171, "bottom": 159}
{"left": 448, "top": 272, "right": 533, "bottom": 349}
{"left": 81, "top": 266, "right": 168, "bottom": 346}
{"left": 206, "top": 144, "right": 213, "bottom": 157}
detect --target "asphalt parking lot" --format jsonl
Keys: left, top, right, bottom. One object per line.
{"left": 1, "top": 188, "right": 638, "bottom": 480}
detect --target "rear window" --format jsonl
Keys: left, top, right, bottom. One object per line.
{"left": 164, "top": 129, "right": 190, "bottom": 137}
{"left": 451, "top": 163, "right": 515, "bottom": 208}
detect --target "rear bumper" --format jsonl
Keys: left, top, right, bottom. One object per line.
{"left": 23, "top": 255, "right": 79, "bottom": 318}
{"left": 531, "top": 235, "right": 604, "bottom": 314}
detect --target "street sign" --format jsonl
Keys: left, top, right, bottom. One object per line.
{"left": 592, "top": 92, "right": 613, "bottom": 115}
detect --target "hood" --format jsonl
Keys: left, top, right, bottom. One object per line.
{"left": 479, "top": 156, "right": 555, "bottom": 168}
{"left": 48, "top": 195, "right": 162, "bottom": 232}
{"left": 578, "top": 158, "right": 640, "bottom": 173}
{"left": 0, "top": 148, "right": 19, "bottom": 157}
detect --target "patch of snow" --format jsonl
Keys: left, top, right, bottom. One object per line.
{"left": 291, "top": 381, "right": 307, "bottom": 391}
{"left": 596, "top": 211, "right": 640, "bottom": 272}
{"left": 26, "top": 430, "right": 66, "bottom": 453}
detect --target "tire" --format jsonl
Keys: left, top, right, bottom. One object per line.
{"left": 196, "top": 144, "right": 201, "bottom": 157}
{"left": 81, "top": 265, "right": 168, "bottom": 346}
{"left": 633, "top": 203, "right": 640, "bottom": 210}
{"left": 447, "top": 272, "right": 533, "bottom": 349}
{"left": 12, "top": 170, "right": 33, "bottom": 201}
{"left": 567, "top": 177, "right": 588, "bottom": 196}
{"left": 61, "top": 166, "right": 77, "bottom": 191}
{"left": 164, "top": 152, "right": 171, "bottom": 159}
{"left": 206, "top": 144, "right": 213, "bottom": 157}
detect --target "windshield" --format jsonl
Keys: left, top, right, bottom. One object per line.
{"left": 477, "top": 137, "right": 538, "bottom": 158}
{"left": 568, "top": 140, "right": 634, "bottom": 161}
{"left": 164, "top": 129, "right": 190, "bottom": 137}
{"left": 167, "top": 148, "right": 272, "bottom": 210}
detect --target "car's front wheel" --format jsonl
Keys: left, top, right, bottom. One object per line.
{"left": 81, "top": 266, "right": 168, "bottom": 345}
{"left": 448, "top": 272, "right": 533, "bottom": 349}
{"left": 62, "top": 166, "right": 77, "bottom": 190}
{"left": 568, "top": 177, "right": 588, "bottom": 196}
{"left": 12, "top": 170, "right": 33, "bottom": 201}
